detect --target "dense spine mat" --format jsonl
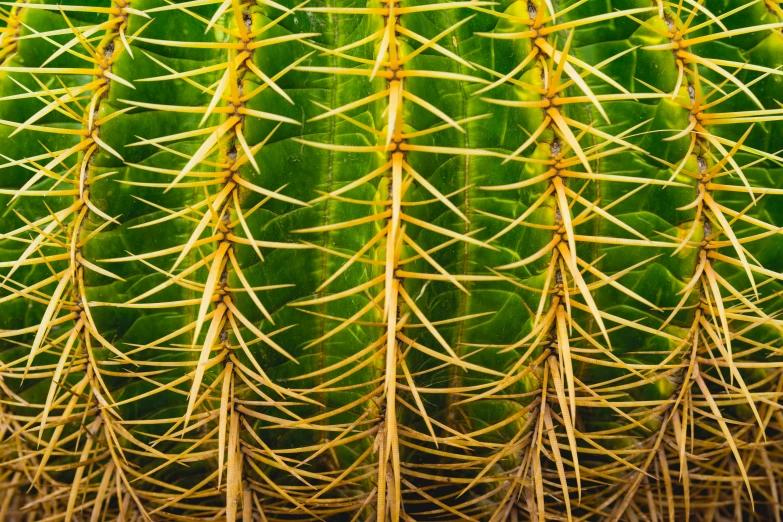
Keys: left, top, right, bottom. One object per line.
{"left": 1, "top": 0, "right": 783, "bottom": 520}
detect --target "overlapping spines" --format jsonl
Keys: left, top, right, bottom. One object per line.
{"left": 291, "top": 1, "right": 543, "bottom": 519}
{"left": 605, "top": 2, "right": 783, "bottom": 520}
{"left": 470, "top": 1, "right": 783, "bottom": 520}
{"left": 1, "top": 0, "right": 783, "bottom": 520}
{"left": 474, "top": 3, "right": 778, "bottom": 518}
{"left": 0, "top": 0, "right": 149, "bottom": 518}
{"left": 85, "top": 0, "right": 333, "bottom": 519}
{"left": 0, "top": 0, "right": 319, "bottom": 519}
{"left": 470, "top": 1, "right": 694, "bottom": 519}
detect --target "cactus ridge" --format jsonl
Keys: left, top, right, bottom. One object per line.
{"left": 1, "top": 0, "right": 783, "bottom": 521}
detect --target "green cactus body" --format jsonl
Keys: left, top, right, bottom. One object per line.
{"left": 1, "top": 0, "right": 783, "bottom": 520}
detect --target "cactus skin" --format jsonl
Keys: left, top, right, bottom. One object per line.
{"left": 1, "top": 0, "right": 783, "bottom": 520}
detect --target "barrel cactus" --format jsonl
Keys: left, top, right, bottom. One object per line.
{"left": 1, "top": 0, "right": 782, "bottom": 520}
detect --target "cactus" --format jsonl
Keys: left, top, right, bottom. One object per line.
{"left": 1, "top": 0, "right": 783, "bottom": 520}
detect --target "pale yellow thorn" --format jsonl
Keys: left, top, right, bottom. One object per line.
{"left": 556, "top": 306, "right": 577, "bottom": 422}
{"left": 481, "top": 169, "right": 555, "bottom": 192}
{"left": 309, "top": 161, "right": 391, "bottom": 204}
{"left": 126, "top": 252, "right": 215, "bottom": 306}
{"left": 133, "top": 35, "right": 243, "bottom": 49}
{"left": 1, "top": 218, "right": 61, "bottom": 287}
{"left": 144, "top": 0, "right": 222, "bottom": 12}
{"left": 232, "top": 191, "right": 263, "bottom": 263}
{"left": 184, "top": 305, "right": 227, "bottom": 429}
{"left": 246, "top": 32, "right": 320, "bottom": 51}
{"left": 401, "top": 213, "right": 496, "bottom": 250}
{"left": 537, "top": 38, "right": 609, "bottom": 122}
{"left": 546, "top": 356, "right": 581, "bottom": 501}
{"left": 386, "top": 81, "right": 401, "bottom": 147}
{"left": 126, "top": 125, "right": 220, "bottom": 145}
{"left": 139, "top": 60, "right": 228, "bottom": 83}
{"left": 400, "top": 354, "right": 437, "bottom": 446}
{"left": 402, "top": 160, "right": 468, "bottom": 222}
{"left": 217, "top": 362, "right": 232, "bottom": 490}
{"left": 229, "top": 233, "right": 313, "bottom": 250}
{"left": 558, "top": 243, "right": 612, "bottom": 350}
{"left": 371, "top": 16, "right": 393, "bottom": 80}
{"left": 24, "top": 271, "right": 71, "bottom": 376}
{"left": 397, "top": 285, "right": 460, "bottom": 361}
{"left": 474, "top": 48, "right": 538, "bottom": 95}
{"left": 245, "top": 59, "right": 293, "bottom": 104}
{"left": 293, "top": 210, "right": 390, "bottom": 234}
{"left": 228, "top": 249, "right": 274, "bottom": 324}
{"left": 94, "top": 106, "right": 136, "bottom": 127}
{"left": 664, "top": 117, "right": 697, "bottom": 142}
{"left": 543, "top": 406, "right": 573, "bottom": 522}
{"left": 402, "top": 114, "right": 491, "bottom": 140}
{"left": 90, "top": 132, "right": 124, "bottom": 162}
{"left": 680, "top": 52, "right": 764, "bottom": 109}
{"left": 403, "top": 234, "right": 468, "bottom": 294}
{"left": 237, "top": 106, "right": 300, "bottom": 125}
{"left": 189, "top": 242, "right": 229, "bottom": 353}
{"left": 243, "top": 53, "right": 315, "bottom": 102}
{"left": 302, "top": 292, "right": 384, "bottom": 349}
{"left": 397, "top": 15, "right": 476, "bottom": 69}
{"left": 487, "top": 185, "right": 554, "bottom": 244}
{"left": 100, "top": 234, "right": 220, "bottom": 262}
{"left": 495, "top": 235, "right": 559, "bottom": 271}
{"left": 563, "top": 185, "right": 649, "bottom": 242}
{"left": 553, "top": 176, "right": 578, "bottom": 268}
{"left": 169, "top": 183, "right": 234, "bottom": 272}
{"left": 292, "top": 275, "right": 385, "bottom": 307}
{"left": 31, "top": 375, "right": 89, "bottom": 485}
{"left": 549, "top": 30, "right": 576, "bottom": 98}
{"left": 697, "top": 315, "right": 764, "bottom": 434}
{"left": 77, "top": 255, "right": 125, "bottom": 281}
{"left": 308, "top": 89, "right": 389, "bottom": 123}
{"left": 703, "top": 193, "right": 758, "bottom": 298}
{"left": 244, "top": 454, "right": 321, "bottom": 520}
{"left": 320, "top": 27, "right": 384, "bottom": 56}
{"left": 548, "top": 109, "right": 592, "bottom": 174}
{"left": 317, "top": 226, "right": 389, "bottom": 291}
{"left": 226, "top": 299, "right": 297, "bottom": 363}
{"left": 201, "top": 67, "right": 230, "bottom": 126}
{"left": 402, "top": 89, "right": 464, "bottom": 133}
{"left": 38, "top": 321, "right": 81, "bottom": 445}
{"left": 9, "top": 82, "right": 93, "bottom": 137}
{"left": 693, "top": 369, "right": 754, "bottom": 506}
{"left": 235, "top": 124, "right": 259, "bottom": 173}
{"left": 542, "top": 6, "right": 655, "bottom": 36}
{"left": 309, "top": 99, "right": 384, "bottom": 137}
{"left": 119, "top": 98, "right": 231, "bottom": 114}
{"left": 503, "top": 116, "right": 552, "bottom": 164}
{"left": 561, "top": 169, "right": 690, "bottom": 188}
{"left": 103, "top": 70, "right": 135, "bottom": 89}
{"left": 162, "top": 118, "right": 238, "bottom": 190}
{"left": 119, "top": 26, "right": 134, "bottom": 59}
{"left": 577, "top": 257, "right": 661, "bottom": 311}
